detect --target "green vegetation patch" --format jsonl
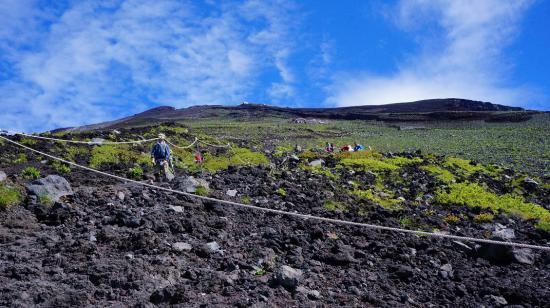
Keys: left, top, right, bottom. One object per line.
{"left": 443, "top": 157, "right": 484, "bottom": 177}
{"left": 175, "top": 147, "right": 268, "bottom": 173}
{"left": 421, "top": 165, "right": 456, "bottom": 183}
{"left": 473, "top": 213, "right": 495, "bottom": 223}
{"left": 435, "top": 182, "right": 550, "bottom": 231}
{"left": 127, "top": 166, "right": 144, "bottom": 180}
{"left": 276, "top": 187, "right": 286, "bottom": 196}
{"left": 323, "top": 200, "right": 347, "bottom": 212}
{"left": 0, "top": 184, "right": 21, "bottom": 209}
{"left": 195, "top": 186, "right": 209, "bottom": 196}
{"left": 90, "top": 145, "right": 152, "bottom": 169}
{"left": 51, "top": 161, "right": 71, "bottom": 174}
{"left": 22, "top": 167, "right": 40, "bottom": 180}
{"left": 384, "top": 156, "right": 423, "bottom": 166}
{"left": 351, "top": 189, "right": 402, "bottom": 210}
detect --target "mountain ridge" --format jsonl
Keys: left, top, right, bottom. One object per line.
{"left": 59, "top": 98, "right": 534, "bottom": 132}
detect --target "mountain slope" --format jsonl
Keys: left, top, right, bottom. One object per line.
{"left": 62, "top": 98, "right": 533, "bottom": 132}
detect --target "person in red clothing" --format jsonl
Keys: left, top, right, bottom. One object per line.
{"left": 194, "top": 151, "right": 204, "bottom": 163}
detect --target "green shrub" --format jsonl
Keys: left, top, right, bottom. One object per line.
{"left": 399, "top": 216, "right": 413, "bottom": 227}
{"left": 443, "top": 214, "right": 460, "bottom": 223}
{"left": 421, "top": 165, "right": 455, "bottom": 183}
{"left": 90, "top": 145, "right": 151, "bottom": 169}
{"left": 0, "top": 185, "right": 21, "bottom": 209}
{"left": 276, "top": 187, "right": 286, "bottom": 196}
{"left": 22, "top": 167, "right": 40, "bottom": 180}
{"left": 52, "top": 161, "right": 71, "bottom": 174}
{"left": 323, "top": 200, "right": 347, "bottom": 211}
{"left": 443, "top": 157, "right": 483, "bottom": 176}
{"left": 473, "top": 213, "right": 494, "bottom": 223}
{"left": 435, "top": 182, "right": 550, "bottom": 231}
{"left": 38, "top": 194, "right": 54, "bottom": 205}
{"left": 20, "top": 137, "right": 36, "bottom": 146}
{"left": 13, "top": 153, "right": 27, "bottom": 164}
{"left": 384, "top": 156, "right": 423, "bottom": 166}
{"left": 127, "top": 166, "right": 144, "bottom": 180}
{"left": 195, "top": 186, "right": 209, "bottom": 196}
{"left": 351, "top": 189, "right": 402, "bottom": 210}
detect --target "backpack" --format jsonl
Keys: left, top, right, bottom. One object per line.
{"left": 153, "top": 143, "right": 170, "bottom": 159}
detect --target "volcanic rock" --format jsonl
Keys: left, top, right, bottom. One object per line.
{"left": 273, "top": 265, "right": 303, "bottom": 291}
{"left": 175, "top": 176, "right": 210, "bottom": 193}
{"left": 512, "top": 248, "right": 535, "bottom": 265}
{"left": 25, "top": 175, "right": 73, "bottom": 202}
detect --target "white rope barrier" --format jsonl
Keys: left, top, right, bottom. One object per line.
{"left": 1, "top": 135, "right": 549, "bottom": 252}
{"left": 11, "top": 131, "right": 158, "bottom": 145}
{"left": 166, "top": 138, "right": 198, "bottom": 149}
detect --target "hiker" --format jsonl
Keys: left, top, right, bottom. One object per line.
{"left": 151, "top": 133, "right": 173, "bottom": 181}
{"left": 194, "top": 151, "right": 204, "bottom": 164}
{"left": 325, "top": 142, "right": 334, "bottom": 153}
{"left": 353, "top": 143, "right": 365, "bottom": 151}
{"left": 341, "top": 144, "right": 352, "bottom": 152}
{"left": 294, "top": 144, "right": 302, "bottom": 153}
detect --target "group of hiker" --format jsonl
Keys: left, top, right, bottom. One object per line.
{"left": 324, "top": 142, "right": 367, "bottom": 153}
{"left": 151, "top": 132, "right": 370, "bottom": 181}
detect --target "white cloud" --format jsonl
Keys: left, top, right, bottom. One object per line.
{"left": 0, "top": 0, "right": 297, "bottom": 132}
{"left": 328, "top": 0, "right": 536, "bottom": 107}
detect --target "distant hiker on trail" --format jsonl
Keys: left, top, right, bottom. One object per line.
{"left": 294, "top": 144, "right": 302, "bottom": 153}
{"left": 341, "top": 144, "right": 353, "bottom": 152}
{"left": 194, "top": 151, "right": 204, "bottom": 164}
{"left": 353, "top": 143, "right": 365, "bottom": 151}
{"left": 151, "top": 133, "right": 174, "bottom": 181}
{"left": 325, "top": 142, "right": 334, "bottom": 153}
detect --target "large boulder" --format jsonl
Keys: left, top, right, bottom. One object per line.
{"left": 25, "top": 175, "right": 73, "bottom": 202}
{"left": 174, "top": 176, "right": 209, "bottom": 193}
{"left": 0, "top": 171, "right": 7, "bottom": 182}
{"left": 273, "top": 265, "right": 303, "bottom": 291}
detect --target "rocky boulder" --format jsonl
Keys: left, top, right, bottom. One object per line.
{"left": 25, "top": 175, "right": 73, "bottom": 202}
{"left": 0, "top": 171, "right": 7, "bottom": 182}
{"left": 174, "top": 176, "right": 209, "bottom": 193}
{"left": 272, "top": 265, "right": 303, "bottom": 291}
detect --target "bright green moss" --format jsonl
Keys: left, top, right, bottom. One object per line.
{"left": 351, "top": 189, "right": 402, "bottom": 210}
{"left": 0, "top": 184, "right": 21, "bottom": 209}
{"left": 323, "top": 200, "right": 347, "bottom": 211}
{"left": 435, "top": 182, "right": 550, "bottom": 231}
{"left": 421, "top": 165, "right": 456, "bottom": 183}
{"left": 90, "top": 145, "right": 133, "bottom": 168}
{"left": 90, "top": 145, "right": 152, "bottom": 169}
{"left": 276, "top": 187, "right": 286, "bottom": 196}
{"left": 384, "top": 156, "right": 423, "bottom": 166}
{"left": 174, "top": 147, "right": 268, "bottom": 173}
{"left": 443, "top": 157, "right": 483, "bottom": 176}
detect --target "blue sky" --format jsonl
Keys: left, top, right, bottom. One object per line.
{"left": 1, "top": 0, "right": 549, "bottom": 132}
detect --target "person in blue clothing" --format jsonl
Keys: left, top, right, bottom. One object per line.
{"left": 151, "top": 133, "right": 173, "bottom": 181}
{"left": 353, "top": 142, "right": 365, "bottom": 152}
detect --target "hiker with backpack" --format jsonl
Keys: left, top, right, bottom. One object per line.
{"left": 151, "top": 133, "right": 174, "bottom": 181}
